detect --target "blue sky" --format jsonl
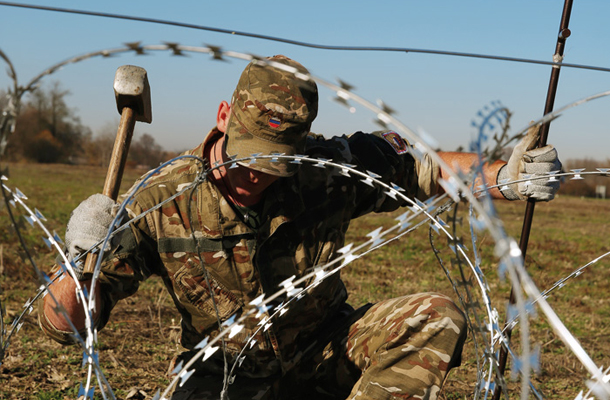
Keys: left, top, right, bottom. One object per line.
{"left": 1, "top": 1, "right": 610, "bottom": 161}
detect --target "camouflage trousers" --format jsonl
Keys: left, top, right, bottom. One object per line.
{"left": 170, "top": 292, "right": 466, "bottom": 400}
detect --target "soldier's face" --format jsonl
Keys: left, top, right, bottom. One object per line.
{"left": 226, "top": 163, "right": 278, "bottom": 200}
{"left": 216, "top": 101, "right": 279, "bottom": 204}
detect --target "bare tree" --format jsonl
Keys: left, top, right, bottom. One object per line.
{"left": 130, "top": 133, "right": 166, "bottom": 169}
{"left": 83, "top": 121, "right": 118, "bottom": 167}
{"left": 6, "top": 81, "right": 90, "bottom": 163}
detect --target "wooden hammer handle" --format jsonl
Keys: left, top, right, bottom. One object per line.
{"left": 81, "top": 107, "right": 136, "bottom": 279}
{"left": 103, "top": 107, "right": 136, "bottom": 199}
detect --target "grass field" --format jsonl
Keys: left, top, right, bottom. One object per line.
{"left": 1, "top": 162, "right": 609, "bottom": 399}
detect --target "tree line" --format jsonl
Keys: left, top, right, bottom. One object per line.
{"left": 1, "top": 82, "right": 177, "bottom": 168}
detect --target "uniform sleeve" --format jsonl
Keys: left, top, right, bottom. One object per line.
{"left": 347, "top": 131, "right": 440, "bottom": 214}
{"left": 93, "top": 200, "right": 161, "bottom": 330}
{"left": 304, "top": 131, "right": 441, "bottom": 218}
{"left": 38, "top": 200, "right": 160, "bottom": 345}
{"left": 356, "top": 131, "right": 441, "bottom": 200}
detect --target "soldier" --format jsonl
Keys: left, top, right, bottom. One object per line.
{"left": 39, "top": 55, "right": 561, "bottom": 399}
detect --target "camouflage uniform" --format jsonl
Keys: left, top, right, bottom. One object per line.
{"left": 40, "top": 127, "right": 465, "bottom": 399}
{"left": 39, "top": 56, "right": 465, "bottom": 399}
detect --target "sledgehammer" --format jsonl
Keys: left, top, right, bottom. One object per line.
{"left": 81, "top": 65, "right": 152, "bottom": 279}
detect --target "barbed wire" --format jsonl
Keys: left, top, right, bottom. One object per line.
{"left": 469, "top": 96, "right": 610, "bottom": 399}
{"left": 2, "top": 157, "right": 608, "bottom": 399}
{"left": 0, "top": 177, "right": 117, "bottom": 399}
{"left": 503, "top": 249, "right": 610, "bottom": 334}
{"left": 0, "top": 46, "right": 609, "bottom": 400}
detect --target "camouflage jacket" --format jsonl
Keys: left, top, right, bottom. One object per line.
{"left": 41, "top": 128, "right": 439, "bottom": 378}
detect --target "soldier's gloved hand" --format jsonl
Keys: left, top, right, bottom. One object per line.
{"left": 65, "top": 194, "right": 119, "bottom": 279}
{"left": 497, "top": 124, "right": 562, "bottom": 201}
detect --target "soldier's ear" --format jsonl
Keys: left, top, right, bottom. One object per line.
{"left": 217, "top": 101, "right": 231, "bottom": 133}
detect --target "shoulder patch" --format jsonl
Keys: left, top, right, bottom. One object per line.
{"left": 381, "top": 131, "right": 408, "bottom": 155}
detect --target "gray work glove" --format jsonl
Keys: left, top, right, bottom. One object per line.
{"left": 498, "top": 124, "right": 562, "bottom": 201}
{"left": 65, "top": 194, "right": 119, "bottom": 279}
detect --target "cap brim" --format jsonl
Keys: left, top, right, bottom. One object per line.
{"left": 225, "top": 113, "right": 304, "bottom": 177}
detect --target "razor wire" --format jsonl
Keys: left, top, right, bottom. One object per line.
{"left": 502, "top": 248, "right": 610, "bottom": 334}
{"left": 0, "top": 177, "right": 117, "bottom": 399}
{"left": 3, "top": 165, "right": 607, "bottom": 399}
{"left": 0, "top": 45, "right": 506, "bottom": 397}
{"left": 0, "top": 46, "right": 609, "bottom": 400}
{"left": 469, "top": 99, "right": 610, "bottom": 399}
{"left": 468, "top": 98, "right": 610, "bottom": 399}
{"left": 94, "top": 160, "right": 608, "bottom": 399}
{"left": 144, "top": 156, "right": 501, "bottom": 400}
{"left": 0, "top": 46, "right": 576, "bottom": 396}
{"left": 0, "top": 154, "right": 210, "bottom": 400}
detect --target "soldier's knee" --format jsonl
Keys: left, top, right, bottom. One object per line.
{"left": 422, "top": 293, "right": 467, "bottom": 367}
{"left": 421, "top": 292, "right": 467, "bottom": 335}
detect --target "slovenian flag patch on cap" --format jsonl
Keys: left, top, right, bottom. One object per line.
{"left": 381, "top": 131, "right": 408, "bottom": 155}
{"left": 269, "top": 117, "right": 281, "bottom": 128}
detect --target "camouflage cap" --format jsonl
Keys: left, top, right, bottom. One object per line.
{"left": 225, "top": 55, "right": 318, "bottom": 177}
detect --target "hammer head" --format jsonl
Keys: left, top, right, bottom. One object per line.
{"left": 113, "top": 65, "right": 152, "bottom": 123}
